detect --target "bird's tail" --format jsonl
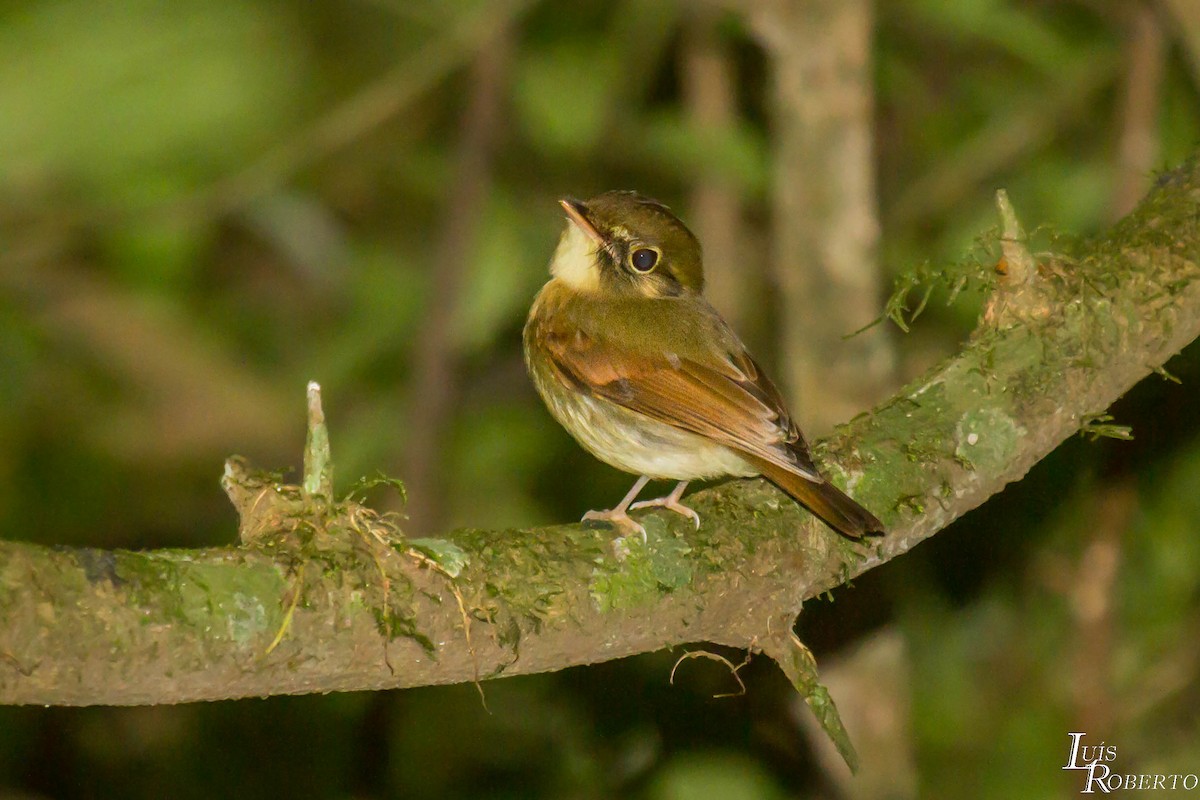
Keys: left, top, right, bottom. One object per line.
{"left": 745, "top": 456, "right": 884, "bottom": 539}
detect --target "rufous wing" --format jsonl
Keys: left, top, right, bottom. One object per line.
{"left": 538, "top": 312, "right": 884, "bottom": 538}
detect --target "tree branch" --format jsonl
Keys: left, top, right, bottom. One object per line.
{"left": 2, "top": 154, "right": 1199, "bottom": 710}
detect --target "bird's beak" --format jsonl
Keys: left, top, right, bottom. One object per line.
{"left": 559, "top": 198, "right": 606, "bottom": 246}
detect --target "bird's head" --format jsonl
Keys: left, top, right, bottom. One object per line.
{"left": 549, "top": 190, "right": 704, "bottom": 298}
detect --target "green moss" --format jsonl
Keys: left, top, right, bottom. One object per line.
{"left": 588, "top": 518, "right": 695, "bottom": 613}
{"left": 222, "top": 455, "right": 437, "bottom": 654}
{"left": 113, "top": 551, "right": 288, "bottom": 648}
{"left": 178, "top": 561, "right": 282, "bottom": 647}
{"left": 444, "top": 524, "right": 611, "bottom": 639}
{"left": 406, "top": 538, "right": 470, "bottom": 578}
{"left": 984, "top": 329, "right": 1045, "bottom": 388}
{"left": 373, "top": 606, "right": 434, "bottom": 654}
{"left": 897, "top": 383, "right": 955, "bottom": 464}
{"left": 953, "top": 408, "right": 1024, "bottom": 474}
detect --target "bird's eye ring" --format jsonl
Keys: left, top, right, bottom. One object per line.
{"left": 629, "top": 247, "right": 660, "bottom": 273}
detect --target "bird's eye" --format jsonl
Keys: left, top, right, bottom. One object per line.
{"left": 630, "top": 247, "right": 660, "bottom": 272}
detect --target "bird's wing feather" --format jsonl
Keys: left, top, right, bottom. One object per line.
{"left": 538, "top": 310, "right": 822, "bottom": 483}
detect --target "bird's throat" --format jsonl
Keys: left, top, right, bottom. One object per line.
{"left": 549, "top": 222, "right": 602, "bottom": 293}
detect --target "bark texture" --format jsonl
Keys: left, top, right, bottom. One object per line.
{"left": 1, "top": 155, "right": 1199, "bottom": 707}
{"left": 750, "top": 0, "right": 895, "bottom": 434}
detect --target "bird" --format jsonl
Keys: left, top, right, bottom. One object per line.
{"left": 522, "top": 190, "right": 884, "bottom": 540}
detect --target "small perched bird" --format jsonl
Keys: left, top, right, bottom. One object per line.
{"left": 523, "top": 190, "right": 884, "bottom": 540}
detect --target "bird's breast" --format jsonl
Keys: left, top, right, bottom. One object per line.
{"left": 552, "top": 390, "right": 757, "bottom": 480}
{"left": 524, "top": 337, "right": 755, "bottom": 482}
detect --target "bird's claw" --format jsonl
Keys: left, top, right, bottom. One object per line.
{"left": 582, "top": 508, "right": 647, "bottom": 542}
{"left": 629, "top": 496, "right": 701, "bottom": 529}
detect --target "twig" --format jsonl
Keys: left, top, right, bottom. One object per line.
{"left": 669, "top": 649, "right": 749, "bottom": 698}
{"left": 304, "top": 381, "right": 333, "bottom": 498}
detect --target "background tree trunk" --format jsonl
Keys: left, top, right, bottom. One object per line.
{"left": 750, "top": 0, "right": 895, "bottom": 435}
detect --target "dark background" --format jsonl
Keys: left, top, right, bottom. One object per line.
{"left": 2, "top": 0, "right": 1199, "bottom": 797}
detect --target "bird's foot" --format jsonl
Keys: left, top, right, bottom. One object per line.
{"left": 582, "top": 507, "right": 647, "bottom": 541}
{"left": 629, "top": 496, "right": 701, "bottom": 529}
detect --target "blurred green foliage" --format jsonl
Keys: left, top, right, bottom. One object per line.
{"left": 1, "top": 0, "right": 1199, "bottom": 797}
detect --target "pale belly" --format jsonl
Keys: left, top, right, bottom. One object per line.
{"left": 534, "top": 370, "right": 758, "bottom": 481}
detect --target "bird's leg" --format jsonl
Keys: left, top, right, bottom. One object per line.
{"left": 582, "top": 475, "right": 651, "bottom": 540}
{"left": 629, "top": 480, "right": 700, "bottom": 529}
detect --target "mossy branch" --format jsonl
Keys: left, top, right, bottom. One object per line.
{"left": 2, "top": 158, "right": 1199, "bottom": 743}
